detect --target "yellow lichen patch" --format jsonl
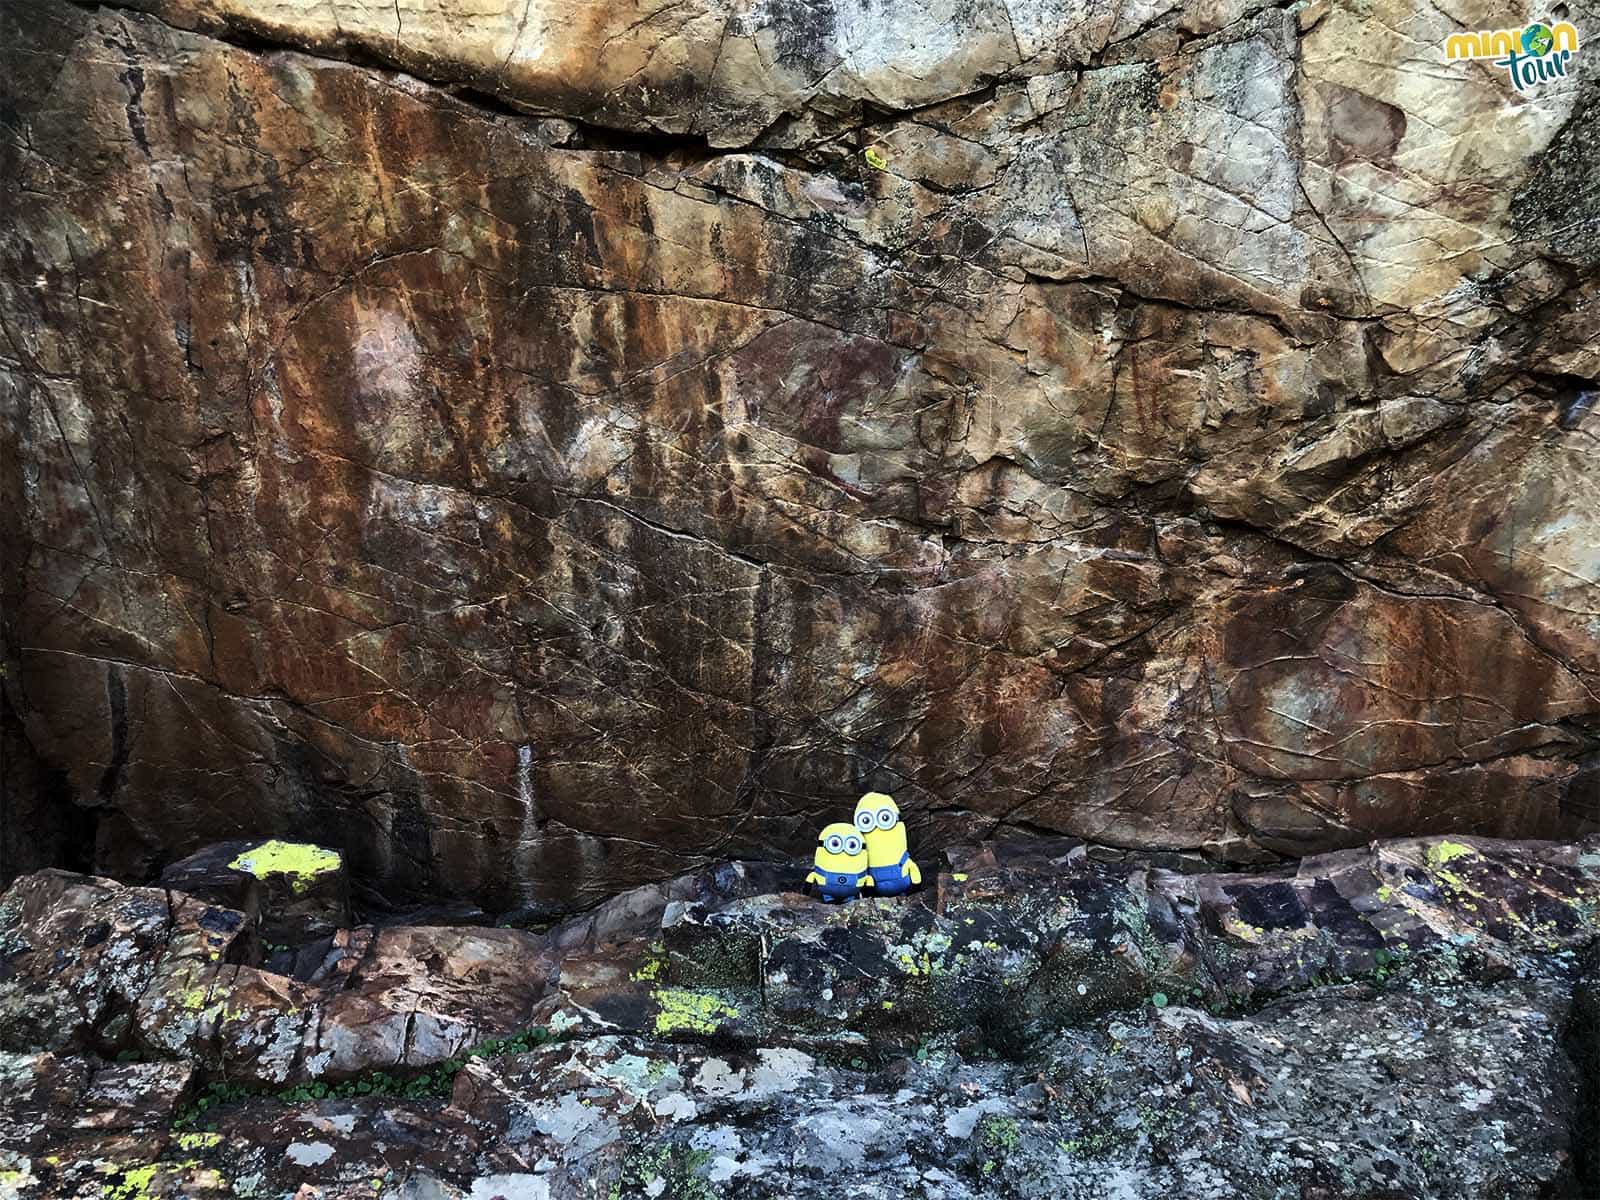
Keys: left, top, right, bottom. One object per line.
{"left": 106, "top": 1161, "right": 200, "bottom": 1199}
{"left": 174, "top": 1132, "right": 221, "bottom": 1152}
{"left": 1426, "top": 841, "right": 1475, "bottom": 867}
{"left": 1222, "top": 915, "right": 1262, "bottom": 941}
{"left": 630, "top": 958, "right": 662, "bottom": 982}
{"left": 178, "top": 986, "right": 211, "bottom": 1013}
{"left": 653, "top": 988, "right": 739, "bottom": 1036}
{"left": 228, "top": 841, "right": 341, "bottom": 895}
{"left": 106, "top": 1164, "right": 160, "bottom": 1200}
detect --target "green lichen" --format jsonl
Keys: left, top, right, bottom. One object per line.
{"left": 1114, "top": 895, "right": 1169, "bottom": 965}
{"left": 178, "top": 986, "right": 211, "bottom": 1014}
{"left": 653, "top": 988, "right": 739, "bottom": 1036}
{"left": 1057, "top": 1129, "right": 1130, "bottom": 1159}
{"left": 228, "top": 841, "right": 341, "bottom": 895}
{"left": 106, "top": 1164, "right": 160, "bottom": 1200}
{"left": 173, "top": 1132, "right": 220, "bottom": 1152}
{"left": 617, "top": 1143, "right": 714, "bottom": 1200}
{"left": 889, "top": 928, "right": 959, "bottom": 978}
{"left": 1426, "top": 841, "right": 1474, "bottom": 867}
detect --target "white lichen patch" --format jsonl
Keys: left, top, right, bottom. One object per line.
{"left": 284, "top": 1141, "right": 335, "bottom": 1166}
{"left": 464, "top": 1174, "right": 551, "bottom": 1200}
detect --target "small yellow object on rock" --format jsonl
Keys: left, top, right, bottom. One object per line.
{"left": 228, "top": 840, "right": 342, "bottom": 894}
{"left": 863, "top": 146, "right": 889, "bottom": 170}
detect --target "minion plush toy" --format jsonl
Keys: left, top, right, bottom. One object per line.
{"left": 806, "top": 823, "right": 873, "bottom": 903}
{"left": 856, "top": 792, "right": 921, "bottom": 896}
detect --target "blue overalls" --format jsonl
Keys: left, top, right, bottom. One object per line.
{"left": 816, "top": 869, "right": 869, "bottom": 902}
{"left": 869, "top": 852, "right": 913, "bottom": 896}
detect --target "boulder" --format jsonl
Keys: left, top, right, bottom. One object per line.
{"left": 0, "top": 871, "right": 248, "bottom": 1056}
{"left": 0, "top": 871, "right": 549, "bottom": 1088}
{"left": 0, "top": 838, "right": 1593, "bottom": 1196}
{"left": 159, "top": 840, "right": 352, "bottom": 945}
{"left": 0, "top": 837, "right": 1598, "bottom": 1196}
{"left": 543, "top": 835, "right": 1600, "bottom": 1055}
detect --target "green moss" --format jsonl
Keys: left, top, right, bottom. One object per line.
{"left": 228, "top": 841, "right": 341, "bottom": 894}
{"left": 654, "top": 988, "right": 739, "bottom": 1036}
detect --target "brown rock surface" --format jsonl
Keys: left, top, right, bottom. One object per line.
{"left": 2, "top": 0, "right": 1599, "bottom": 908}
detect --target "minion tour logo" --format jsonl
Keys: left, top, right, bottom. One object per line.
{"left": 1445, "top": 20, "right": 1580, "bottom": 90}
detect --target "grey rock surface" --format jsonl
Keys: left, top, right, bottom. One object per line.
{"left": 0, "top": 836, "right": 1597, "bottom": 1196}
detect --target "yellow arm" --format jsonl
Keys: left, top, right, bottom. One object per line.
{"left": 905, "top": 859, "right": 922, "bottom": 885}
{"left": 805, "top": 870, "right": 824, "bottom": 885}
{"left": 860, "top": 872, "right": 875, "bottom": 888}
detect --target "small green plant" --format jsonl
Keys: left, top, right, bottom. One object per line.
{"left": 172, "top": 1024, "right": 551, "bottom": 1129}
{"left": 978, "top": 1115, "right": 1021, "bottom": 1151}
{"left": 975, "top": 1115, "right": 1021, "bottom": 1179}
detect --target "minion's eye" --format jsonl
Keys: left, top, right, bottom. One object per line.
{"left": 825, "top": 835, "right": 843, "bottom": 853}
{"left": 855, "top": 811, "right": 874, "bottom": 832}
{"left": 877, "top": 808, "right": 896, "bottom": 829}
{"left": 845, "top": 836, "right": 862, "bottom": 855}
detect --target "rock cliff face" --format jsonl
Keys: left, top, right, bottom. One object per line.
{"left": 3, "top": 0, "right": 1600, "bottom": 908}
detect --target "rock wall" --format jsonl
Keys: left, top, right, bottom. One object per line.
{"left": 3, "top": 0, "right": 1599, "bottom": 908}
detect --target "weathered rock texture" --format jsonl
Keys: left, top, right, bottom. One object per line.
{"left": 2, "top": 835, "right": 1599, "bottom": 1197}
{"left": 3, "top": 0, "right": 1600, "bottom": 907}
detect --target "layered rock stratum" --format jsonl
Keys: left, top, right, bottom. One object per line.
{"left": 3, "top": 0, "right": 1600, "bottom": 907}
{"left": 2, "top": 835, "right": 1599, "bottom": 1197}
